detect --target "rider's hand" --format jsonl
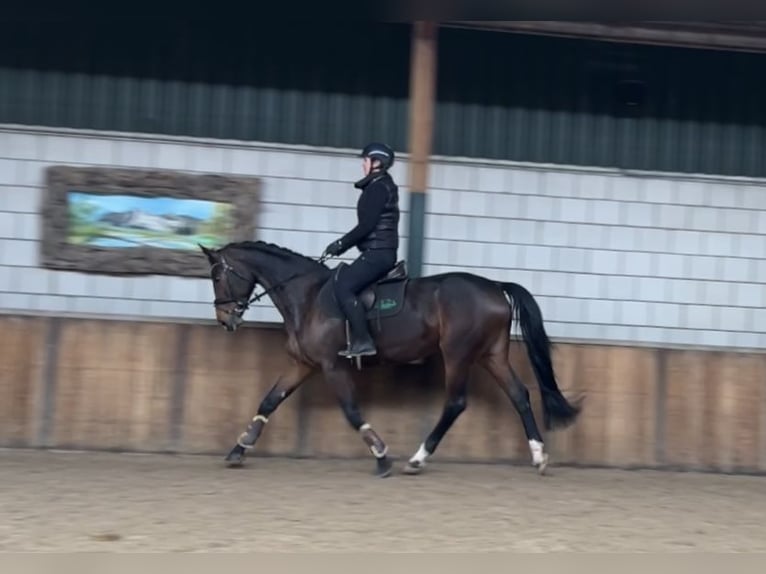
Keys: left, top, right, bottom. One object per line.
{"left": 323, "top": 239, "right": 344, "bottom": 257}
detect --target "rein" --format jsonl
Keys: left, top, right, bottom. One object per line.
{"left": 213, "top": 252, "right": 331, "bottom": 313}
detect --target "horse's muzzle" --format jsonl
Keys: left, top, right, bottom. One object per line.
{"left": 217, "top": 310, "right": 243, "bottom": 332}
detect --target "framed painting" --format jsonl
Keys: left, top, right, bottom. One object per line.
{"left": 40, "top": 165, "right": 261, "bottom": 278}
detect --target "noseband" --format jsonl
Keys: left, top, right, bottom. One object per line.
{"left": 212, "top": 257, "right": 255, "bottom": 315}
{"left": 212, "top": 253, "right": 330, "bottom": 316}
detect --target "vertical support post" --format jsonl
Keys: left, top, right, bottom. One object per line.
{"left": 37, "top": 317, "right": 61, "bottom": 448}
{"left": 406, "top": 21, "right": 438, "bottom": 278}
{"left": 169, "top": 324, "right": 190, "bottom": 452}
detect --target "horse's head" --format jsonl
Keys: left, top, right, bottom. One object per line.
{"left": 199, "top": 243, "right": 255, "bottom": 332}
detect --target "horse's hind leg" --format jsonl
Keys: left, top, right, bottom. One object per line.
{"left": 403, "top": 358, "right": 470, "bottom": 475}
{"left": 224, "top": 362, "right": 313, "bottom": 467}
{"left": 483, "top": 351, "right": 549, "bottom": 475}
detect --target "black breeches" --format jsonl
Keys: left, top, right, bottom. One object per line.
{"left": 333, "top": 249, "right": 397, "bottom": 304}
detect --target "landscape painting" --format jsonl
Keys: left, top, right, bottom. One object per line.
{"left": 67, "top": 192, "right": 234, "bottom": 250}
{"left": 41, "top": 165, "right": 261, "bottom": 277}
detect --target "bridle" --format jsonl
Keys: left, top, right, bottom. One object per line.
{"left": 212, "top": 252, "right": 331, "bottom": 317}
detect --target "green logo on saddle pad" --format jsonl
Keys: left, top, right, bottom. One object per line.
{"left": 377, "top": 298, "right": 397, "bottom": 310}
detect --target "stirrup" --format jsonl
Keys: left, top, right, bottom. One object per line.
{"left": 339, "top": 343, "right": 376, "bottom": 371}
{"left": 338, "top": 336, "right": 378, "bottom": 357}
{"left": 341, "top": 319, "right": 377, "bottom": 358}
{"left": 338, "top": 345, "right": 377, "bottom": 358}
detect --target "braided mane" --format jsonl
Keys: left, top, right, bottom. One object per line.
{"left": 223, "top": 240, "right": 328, "bottom": 273}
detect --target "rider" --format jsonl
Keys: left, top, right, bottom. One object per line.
{"left": 323, "top": 142, "right": 400, "bottom": 358}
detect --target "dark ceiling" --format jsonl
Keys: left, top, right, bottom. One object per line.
{"left": 445, "top": 21, "right": 766, "bottom": 53}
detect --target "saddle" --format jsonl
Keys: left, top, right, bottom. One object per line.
{"left": 319, "top": 260, "right": 410, "bottom": 322}
{"left": 357, "top": 260, "right": 408, "bottom": 313}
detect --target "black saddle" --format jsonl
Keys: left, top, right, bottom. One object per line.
{"left": 357, "top": 260, "right": 408, "bottom": 312}
{"left": 318, "top": 260, "right": 410, "bottom": 321}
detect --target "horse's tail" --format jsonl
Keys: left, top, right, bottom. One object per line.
{"left": 499, "top": 281, "right": 582, "bottom": 431}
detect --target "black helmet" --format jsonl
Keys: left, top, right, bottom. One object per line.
{"left": 360, "top": 142, "right": 395, "bottom": 170}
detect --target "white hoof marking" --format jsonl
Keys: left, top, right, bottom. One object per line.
{"left": 537, "top": 453, "right": 549, "bottom": 475}
{"left": 529, "top": 439, "right": 545, "bottom": 466}
{"left": 409, "top": 443, "right": 430, "bottom": 466}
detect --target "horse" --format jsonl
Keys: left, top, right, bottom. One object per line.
{"left": 198, "top": 240, "right": 582, "bottom": 478}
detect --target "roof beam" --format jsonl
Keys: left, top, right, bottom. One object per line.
{"left": 445, "top": 21, "right": 766, "bottom": 53}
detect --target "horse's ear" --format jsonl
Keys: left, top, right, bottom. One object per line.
{"left": 198, "top": 243, "right": 219, "bottom": 264}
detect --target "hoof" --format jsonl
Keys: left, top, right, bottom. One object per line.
{"left": 375, "top": 457, "right": 393, "bottom": 478}
{"left": 402, "top": 460, "right": 425, "bottom": 475}
{"left": 535, "top": 453, "right": 549, "bottom": 476}
{"left": 224, "top": 446, "right": 246, "bottom": 468}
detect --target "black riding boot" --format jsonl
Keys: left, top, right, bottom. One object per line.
{"left": 338, "top": 296, "right": 377, "bottom": 358}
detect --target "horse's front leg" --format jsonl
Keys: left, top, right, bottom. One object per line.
{"left": 324, "top": 363, "right": 393, "bottom": 478}
{"left": 225, "top": 362, "right": 314, "bottom": 467}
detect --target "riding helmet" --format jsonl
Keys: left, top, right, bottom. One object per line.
{"left": 360, "top": 142, "right": 395, "bottom": 170}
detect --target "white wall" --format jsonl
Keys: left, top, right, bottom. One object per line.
{"left": 422, "top": 163, "right": 766, "bottom": 349}
{"left": 2, "top": 124, "right": 766, "bottom": 350}
{"left": 0, "top": 124, "right": 413, "bottom": 325}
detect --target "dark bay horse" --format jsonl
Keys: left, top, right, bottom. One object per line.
{"left": 199, "top": 240, "right": 582, "bottom": 478}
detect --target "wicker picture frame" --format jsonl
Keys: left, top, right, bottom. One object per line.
{"left": 40, "top": 165, "right": 261, "bottom": 278}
